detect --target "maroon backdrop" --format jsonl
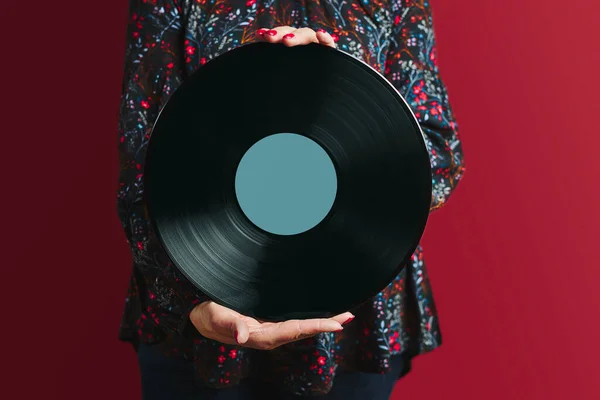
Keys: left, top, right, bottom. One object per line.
{"left": 3, "top": 0, "right": 599, "bottom": 399}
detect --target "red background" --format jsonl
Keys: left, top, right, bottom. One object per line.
{"left": 3, "top": 0, "right": 599, "bottom": 399}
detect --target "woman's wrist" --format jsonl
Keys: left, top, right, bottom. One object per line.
{"left": 178, "top": 298, "right": 210, "bottom": 339}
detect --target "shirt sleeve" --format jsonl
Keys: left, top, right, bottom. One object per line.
{"left": 384, "top": 0, "right": 465, "bottom": 212}
{"left": 118, "top": 0, "right": 208, "bottom": 339}
{"left": 117, "top": 0, "right": 188, "bottom": 211}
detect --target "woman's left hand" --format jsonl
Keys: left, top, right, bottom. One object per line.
{"left": 255, "top": 26, "right": 337, "bottom": 48}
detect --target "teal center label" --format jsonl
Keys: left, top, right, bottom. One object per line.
{"left": 234, "top": 133, "right": 338, "bottom": 236}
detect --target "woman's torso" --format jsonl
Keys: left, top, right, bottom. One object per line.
{"left": 117, "top": 0, "right": 444, "bottom": 396}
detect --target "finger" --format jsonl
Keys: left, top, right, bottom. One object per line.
{"left": 281, "top": 27, "right": 318, "bottom": 47}
{"left": 234, "top": 318, "right": 250, "bottom": 345}
{"left": 329, "top": 312, "right": 355, "bottom": 326}
{"left": 248, "top": 318, "right": 343, "bottom": 350}
{"left": 315, "top": 29, "right": 337, "bottom": 48}
{"left": 254, "top": 28, "right": 270, "bottom": 40}
{"left": 208, "top": 304, "right": 249, "bottom": 343}
{"left": 261, "top": 26, "right": 296, "bottom": 42}
{"left": 203, "top": 318, "right": 249, "bottom": 346}
{"left": 290, "top": 318, "right": 344, "bottom": 336}
{"left": 192, "top": 302, "right": 247, "bottom": 343}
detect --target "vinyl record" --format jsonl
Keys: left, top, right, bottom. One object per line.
{"left": 144, "top": 42, "right": 431, "bottom": 321}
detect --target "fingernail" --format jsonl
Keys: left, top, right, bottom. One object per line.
{"left": 343, "top": 316, "right": 355, "bottom": 326}
{"left": 282, "top": 33, "right": 295, "bottom": 40}
{"left": 267, "top": 30, "right": 278, "bottom": 36}
{"left": 317, "top": 28, "right": 327, "bottom": 33}
{"left": 256, "top": 29, "right": 267, "bottom": 36}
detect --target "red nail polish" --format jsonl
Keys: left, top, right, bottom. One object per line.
{"left": 267, "top": 30, "right": 277, "bottom": 36}
{"left": 256, "top": 29, "right": 267, "bottom": 36}
{"left": 282, "top": 33, "right": 295, "bottom": 40}
{"left": 317, "top": 28, "right": 327, "bottom": 33}
{"left": 343, "top": 316, "right": 355, "bottom": 325}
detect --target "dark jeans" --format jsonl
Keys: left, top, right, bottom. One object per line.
{"left": 137, "top": 343, "right": 407, "bottom": 400}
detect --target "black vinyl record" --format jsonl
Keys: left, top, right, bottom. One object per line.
{"left": 144, "top": 42, "right": 431, "bottom": 321}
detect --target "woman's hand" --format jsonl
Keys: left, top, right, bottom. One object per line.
{"left": 190, "top": 301, "right": 353, "bottom": 350}
{"left": 255, "top": 26, "right": 337, "bottom": 48}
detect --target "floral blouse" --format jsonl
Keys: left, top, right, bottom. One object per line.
{"left": 116, "top": 0, "right": 464, "bottom": 396}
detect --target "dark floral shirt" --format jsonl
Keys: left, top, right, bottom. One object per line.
{"left": 116, "top": 0, "right": 464, "bottom": 395}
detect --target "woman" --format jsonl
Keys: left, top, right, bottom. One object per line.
{"left": 116, "top": 0, "right": 465, "bottom": 399}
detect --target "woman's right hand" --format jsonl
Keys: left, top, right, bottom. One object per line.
{"left": 189, "top": 301, "right": 354, "bottom": 350}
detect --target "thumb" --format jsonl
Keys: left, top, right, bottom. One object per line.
{"left": 233, "top": 318, "right": 249, "bottom": 345}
